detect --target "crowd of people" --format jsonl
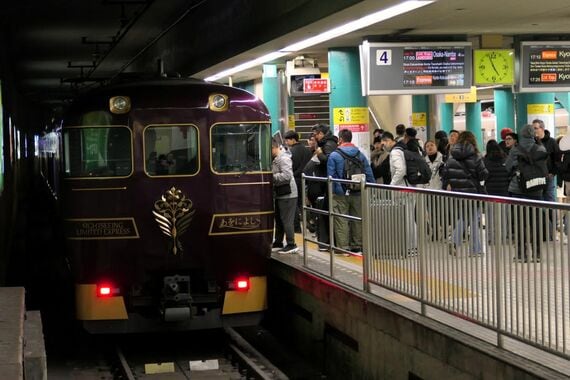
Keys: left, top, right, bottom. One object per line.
{"left": 271, "top": 119, "right": 567, "bottom": 262}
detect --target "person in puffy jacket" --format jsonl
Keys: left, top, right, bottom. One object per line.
{"left": 484, "top": 140, "right": 509, "bottom": 196}
{"left": 506, "top": 124, "right": 549, "bottom": 262}
{"left": 442, "top": 131, "right": 488, "bottom": 257}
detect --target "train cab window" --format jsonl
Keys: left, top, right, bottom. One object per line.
{"left": 211, "top": 123, "right": 271, "bottom": 174}
{"left": 144, "top": 125, "right": 199, "bottom": 176}
{"left": 63, "top": 126, "right": 132, "bottom": 178}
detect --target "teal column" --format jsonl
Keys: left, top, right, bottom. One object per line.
{"left": 328, "top": 47, "right": 368, "bottom": 152}
{"left": 440, "top": 102, "right": 454, "bottom": 133}
{"left": 287, "top": 95, "right": 295, "bottom": 131}
{"left": 515, "top": 92, "right": 555, "bottom": 133}
{"left": 466, "top": 101, "right": 484, "bottom": 151}
{"left": 262, "top": 64, "right": 280, "bottom": 135}
{"left": 555, "top": 92, "right": 570, "bottom": 125}
{"left": 494, "top": 89, "right": 515, "bottom": 137}
{"left": 412, "top": 95, "right": 430, "bottom": 140}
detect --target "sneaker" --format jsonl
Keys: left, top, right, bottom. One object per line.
{"left": 272, "top": 242, "right": 284, "bottom": 251}
{"left": 278, "top": 244, "right": 299, "bottom": 254}
{"left": 318, "top": 245, "right": 329, "bottom": 252}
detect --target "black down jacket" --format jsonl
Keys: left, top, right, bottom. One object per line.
{"left": 442, "top": 143, "right": 489, "bottom": 194}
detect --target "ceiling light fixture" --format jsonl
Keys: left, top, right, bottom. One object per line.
{"left": 204, "top": 0, "right": 434, "bottom": 82}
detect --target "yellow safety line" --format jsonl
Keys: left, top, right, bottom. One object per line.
{"left": 295, "top": 234, "right": 474, "bottom": 298}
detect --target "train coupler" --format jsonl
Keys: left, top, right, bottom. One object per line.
{"left": 161, "top": 274, "right": 192, "bottom": 322}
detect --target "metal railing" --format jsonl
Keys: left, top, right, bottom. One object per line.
{"left": 301, "top": 174, "right": 570, "bottom": 360}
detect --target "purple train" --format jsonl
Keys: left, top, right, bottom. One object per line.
{"left": 50, "top": 78, "right": 273, "bottom": 333}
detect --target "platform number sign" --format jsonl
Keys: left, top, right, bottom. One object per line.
{"left": 376, "top": 49, "right": 392, "bottom": 65}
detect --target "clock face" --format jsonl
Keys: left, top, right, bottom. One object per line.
{"left": 474, "top": 49, "right": 515, "bottom": 85}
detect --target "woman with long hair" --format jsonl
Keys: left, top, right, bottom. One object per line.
{"left": 442, "top": 131, "right": 489, "bottom": 256}
{"left": 484, "top": 139, "right": 510, "bottom": 244}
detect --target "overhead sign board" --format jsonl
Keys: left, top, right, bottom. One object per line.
{"left": 290, "top": 74, "right": 321, "bottom": 97}
{"left": 520, "top": 42, "right": 570, "bottom": 92}
{"left": 444, "top": 86, "right": 477, "bottom": 103}
{"left": 303, "top": 78, "right": 330, "bottom": 94}
{"left": 361, "top": 41, "right": 472, "bottom": 95}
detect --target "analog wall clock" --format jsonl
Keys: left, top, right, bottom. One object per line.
{"left": 474, "top": 49, "right": 515, "bottom": 85}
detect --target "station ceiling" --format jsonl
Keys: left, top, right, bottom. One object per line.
{"left": 2, "top": 0, "right": 570, "bottom": 107}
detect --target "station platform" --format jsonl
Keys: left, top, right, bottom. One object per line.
{"left": 268, "top": 234, "right": 570, "bottom": 379}
{"left": 0, "top": 287, "right": 47, "bottom": 380}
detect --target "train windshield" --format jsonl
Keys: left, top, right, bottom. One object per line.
{"left": 63, "top": 126, "right": 132, "bottom": 178}
{"left": 211, "top": 123, "right": 271, "bottom": 173}
{"left": 144, "top": 125, "right": 199, "bottom": 176}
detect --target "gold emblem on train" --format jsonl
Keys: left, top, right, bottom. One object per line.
{"left": 153, "top": 187, "right": 195, "bottom": 256}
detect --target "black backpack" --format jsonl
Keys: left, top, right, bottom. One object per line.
{"left": 402, "top": 149, "right": 431, "bottom": 185}
{"left": 336, "top": 149, "right": 365, "bottom": 192}
{"left": 517, "top": 145, "right": 548, "bottom": 193}
{"left": 559, "top": 150, "right": 570, "bottom": 181}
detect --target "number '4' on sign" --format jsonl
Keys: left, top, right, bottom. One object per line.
{"left": 376, "top": 49, "right": 392, "bottom": 65}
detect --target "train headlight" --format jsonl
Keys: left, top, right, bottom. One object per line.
{"left": 209, "top": 94, "right": 228, "bottom": 112}
{"left": 109, "top": 96, "right": 131, "bottom": 114}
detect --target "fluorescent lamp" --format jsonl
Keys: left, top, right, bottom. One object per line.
{"left": 204, "top": 0, "right": 434, "bottom": 82}
{"left": 281, "top": 1, "right": 434, "bottom": 52}
{"left": 205, "top": 52, "right": 289, "bottom": 82}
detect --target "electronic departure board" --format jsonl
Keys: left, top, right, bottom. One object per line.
{"left": 361, "top": 41, "right": 472, "bottom": 95}
{"left": 520, "top": 42, "right": 570, "bottom": 92}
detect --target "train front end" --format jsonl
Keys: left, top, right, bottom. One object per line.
{"left": 61, "top": 80, "right": 273, "bottom": 333}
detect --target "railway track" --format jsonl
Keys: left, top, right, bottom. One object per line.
{"left": 113, "top": 327, "right": 289, "bottom": 380}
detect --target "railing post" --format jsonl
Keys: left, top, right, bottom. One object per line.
{"left": 302, "top": 173, "right": 308, "bottom": 267}
{"left": 494, "top": 201, "right": 504, "bottom": 348}
{"left": 361, "top": 177, "right": 370, "bottom": 292}
{"left": 328, "top": 176, "right": 335, "bottom": 278}
{"left": 417, "top": 193, "right": 427, "bottom": 316}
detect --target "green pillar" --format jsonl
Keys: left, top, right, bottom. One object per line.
{"left": 287, "top": 95, "right": 295, "bottom": 131}
{"left": 328, "top": 47, "right": 368, "bottom": 153}
{"left": 515, "top": 92, "right": 555, "bottom": 133}
{"left": 494, "top": 89, "right": 515, "bottom": 137}
{"left": 466, "top": 101, "right": 484, "bottom": 151}
{"left": 262, "top": 64, "right": 280, "bottom": 135}
{"left": 440, "top": 102, "right": 454, "bottom": 133}
{"left": 555, "top": 92, "right": 570, "bottom": 125}
{"left": 412, "top": 95, "right": 429, "bottom": 141}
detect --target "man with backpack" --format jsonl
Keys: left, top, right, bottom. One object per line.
{"left": 327, "top": 129, "right": 374, "bottom": 254}
{"left": 389, "top": 127, "right": 431, "bottom": 187}
{"left": 388, "top": 128, "right": 430, "bottom": 257}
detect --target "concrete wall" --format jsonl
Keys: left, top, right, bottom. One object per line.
{"left": 368, "top": 95, "right": 412, "bottom": 133}
{"left": 268, "top": 260, "right": 566, "bottom": 380}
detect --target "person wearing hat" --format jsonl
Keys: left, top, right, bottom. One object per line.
{"left": 284, "top": 130, "right": 312, "bottom": 233}
{"left": 499, "top": 127, "right": 513, "bottom": 154}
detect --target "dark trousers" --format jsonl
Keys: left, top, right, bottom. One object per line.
{"left": 316, "top": 195, "right": 330, "bottom": 246}
{"left": 275, "top": 197, "right": 297, "bottom": 246}
{"left": 510, "top": 193, "right": 542, "bottom": 259}
{"left": 293, "top": 179, "right": 302, "bottom": 232}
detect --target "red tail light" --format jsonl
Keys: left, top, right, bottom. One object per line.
{"left": 233, "top": 277, "right": 250, "bottom": 291}
{"left": 97, "top": 283, "right": 120, "bottom": 297}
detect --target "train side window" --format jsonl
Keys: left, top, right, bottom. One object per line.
{"left": 211, "top": 123, "right": 271, "bottom": 174}
{"left": 63, "top": 126, "right": 132, "bottom": 178}
{"left": 143, "top": 125, "right": 199, "bottom": 177}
